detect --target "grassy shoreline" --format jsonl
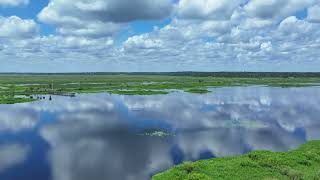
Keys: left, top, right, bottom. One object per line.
{"left": 108, "top": 90, "right": 169, "bottom": 95}
{"left": 152, "top": 141, "right": 320, "bottom": 180}
{"left": 0, "top": 97, "right": 35, "bottom": 104}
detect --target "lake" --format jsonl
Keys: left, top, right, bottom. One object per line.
{"left": 0, "top": 86, "right": 319, "bottom": 180}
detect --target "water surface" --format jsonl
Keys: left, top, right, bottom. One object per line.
{"left": 0, "top": 86, "right": 319, "bottom": 180}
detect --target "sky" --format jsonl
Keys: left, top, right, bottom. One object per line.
{"left": 0, "top": 0, "right": 320, "bottom": 72}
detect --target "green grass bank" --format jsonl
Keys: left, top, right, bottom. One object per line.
{"left": 0, "top": 97, "right": 35, "bottom": 104}
{"left": 153, "top": 141, "right": 320, "bottom": 180}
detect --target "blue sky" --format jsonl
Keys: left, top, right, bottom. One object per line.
{"left": 0, "top": 0, "right": 320, "bottom": 72}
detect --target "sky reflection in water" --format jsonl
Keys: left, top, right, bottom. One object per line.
{"left": 0, "top": 86, "right": 319, "bottom": 180}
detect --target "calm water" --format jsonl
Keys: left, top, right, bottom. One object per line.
{"left": 0, "top": 86, "right": 319, "bottom": 180}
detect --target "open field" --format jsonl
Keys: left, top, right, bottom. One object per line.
{"left": 0, "top": 73, "right": 320, "bottom": 104}
{"left": 152, "top": 141, "right": 320, "bottom": 180}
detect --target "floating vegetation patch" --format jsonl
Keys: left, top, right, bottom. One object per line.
{"left": 185, "top": 88, "right": 210, "bottom": 94}
{"left": 108, "top": 90, "right": 169, "bottom": 95}
{"left": 138, "top": 129, "right": 175, "bottom": 137}
{"left": 224, "top": 119, "right": 269, "bottom": 129}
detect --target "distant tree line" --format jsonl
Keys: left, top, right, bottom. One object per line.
{"left": 1, "top": 72, "right": 320, "bottom": 78}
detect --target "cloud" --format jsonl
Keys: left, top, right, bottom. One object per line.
{"left": 0, "top": 0, "right": 29, "bottom": 7}
{"left": 1, "top": 0, "right": 320, "bottom": 72}
{"left": 168, "top": 19, "right": 232, "bottom": 38}
{"left": 38, "top": 0, "right": 174, "bottom": 37}
{"left": 244, "top": 0, "right": 318, "bottom": 20}
{"left": 124, "top": 34, "right": 164, "bottom": 49}
{"left": 239, "top": 18, "right": 274, "bottom": 29}
{"left": 260, "top": 41, "right": 273, "bottom": 52}
{"left": 279, "top": 16, "right": 314, "bottom": 35}
{"left": 177, "top": 0, "right": 241, "bottom": 20}
{"left": 0, "top": 34, "right": 115, "bottom": 68}
{"left": 307, "top": 5, "right": 320, "bottom": 23}
{"left": 0, "top": 16, "right": 38, "bottom": 38}
{"left": 36, "top": 35, "right": 114, "bottom": 50}
{"left": 56, "top": 22, "right": 124, "bottom": 38}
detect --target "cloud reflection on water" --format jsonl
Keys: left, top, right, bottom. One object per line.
{"left": 0, "top": 87, "right": 319, "bottom": 180}
{"left": 0, "top": 144, "right": 30, "bottom": 172}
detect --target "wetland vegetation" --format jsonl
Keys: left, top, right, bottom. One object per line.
{"left": 1, "top": 72, "right": 320, "bottom": 104}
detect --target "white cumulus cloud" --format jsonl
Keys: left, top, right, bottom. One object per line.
{"left": 245, "top": 0, "right": 318, "bottom": 20}
{"left": 0, "top": 16, "right": 38, "bottom": 38}
{"left": 308, "top": 5, "right": 320, "bottom": 23}
{"left": 38, "top": 0, "right": 174, "bottom": 37}
{"left": 1, "top": 0, "right": 320, "bottom": 72}
{"left": 0, "top": 0, "right": 28, "bottom": 7}
{"left": 177, "top": 0, "right": 241, "bottom": 20}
